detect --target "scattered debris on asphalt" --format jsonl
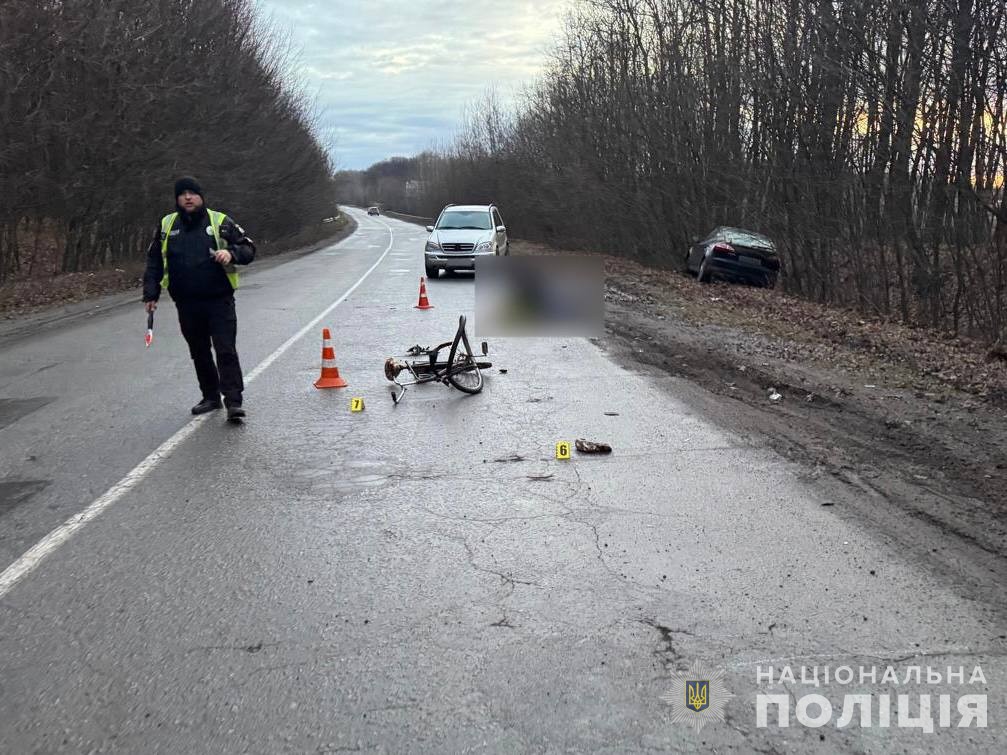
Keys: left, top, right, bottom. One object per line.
{"left": 492, "top": 454, "right": 525, "bottom": 463}
{"left": 527, "top": 473, "right": 554, "bottom": 481}
{"left": 512, "top": 240, "right": 1007, "bottom": 564}
{"left": 604, "top": 411, "right": 619, "bottom": 416}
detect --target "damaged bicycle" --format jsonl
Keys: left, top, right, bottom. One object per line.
{"left": 384, "top": 315, "right": 491, "bottom": 404}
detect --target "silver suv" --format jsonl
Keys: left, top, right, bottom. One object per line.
{"left": 424, "top": 204, "right": 509, "bottom": 278}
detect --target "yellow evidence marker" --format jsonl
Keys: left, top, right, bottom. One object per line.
{"left": 350, "top": 397, "right": 365, "bottom": 412}
{"left": 556, "top": 441, "right": 571, "bottom": 460}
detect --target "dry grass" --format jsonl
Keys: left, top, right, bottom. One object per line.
{"left": 512, "top": 239, "right": 1007, "bottom": 400}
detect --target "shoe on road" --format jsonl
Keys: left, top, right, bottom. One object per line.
{"left": 227, "top": 406, "right": 246, "bottom": 422}
{"left": 191, "top": 398, "right": 222, "bottom": 415}
{"left": 575, "top": 438, "right": 612, "bottom": 454}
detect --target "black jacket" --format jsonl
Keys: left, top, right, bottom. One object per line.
{"left": 142, "top": 208, "right": 256, "bottom": 302}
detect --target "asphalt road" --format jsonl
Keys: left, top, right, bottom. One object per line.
{"left": 0, "top": 208, "right": 1003, "bottom": 752}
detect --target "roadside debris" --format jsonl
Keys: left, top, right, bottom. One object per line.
{"left": 527, "top": 473, "right": 554, "bottom": 481}
{"left": 604, "top": 411, "right": 620, "bottom": 416}
{"left": 768, "top": 388, "right": 783, "bottom": 402}
{"left": 493, "top": 454, "right": 525, "bottom": 463}
{"left": 576, "top": 438, "right": 612, "bottom": 454}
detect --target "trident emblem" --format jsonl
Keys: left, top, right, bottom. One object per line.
{"left": 686, "top": 680, "right": 710, "bottom": 712}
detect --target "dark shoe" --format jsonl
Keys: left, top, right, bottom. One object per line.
{"left": 575, "top": 438, "right": 612, "bottom": 454}
{"left": 227, "top": 406, "right": 246, "bottom": 422}
{"left": 191, "top": 398, "right": 222, "bottom": 415}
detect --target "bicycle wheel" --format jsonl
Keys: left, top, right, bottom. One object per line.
{"left": 446, "top": 316, "right": 484, "bottom": 394}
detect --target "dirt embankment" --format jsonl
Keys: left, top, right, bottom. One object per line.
{"left": 514, "top": 239, "right": 1007, "bottom": 572}
{"left": 0, "top": 213, "right": 356, "bottom": 318}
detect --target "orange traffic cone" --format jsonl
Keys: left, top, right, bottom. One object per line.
{"left": 414, "top": 276, "right": 434, "bottom": 309}
{"left": 314, "top": 328, "right": 348, "bottom": 388}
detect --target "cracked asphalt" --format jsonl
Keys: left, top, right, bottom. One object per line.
{"left": 0, "top": 208, "right": 1003, "bottom": 752}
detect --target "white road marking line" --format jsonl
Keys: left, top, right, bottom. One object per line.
{"left": 0, "top": 221, "right": 397, "bottom": 600}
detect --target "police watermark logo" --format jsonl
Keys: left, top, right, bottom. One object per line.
{"left": 755, "top": 662, "right": 988, "bottom": 730}
{"left": 662, "top": 660, "right": 734, "bottom": 732}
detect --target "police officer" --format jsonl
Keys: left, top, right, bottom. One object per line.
{"left": 143, "top": 177, "right": 256, "bottom": 420}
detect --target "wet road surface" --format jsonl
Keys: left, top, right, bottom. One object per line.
{"left": 0, "top": 209, "right": 1003, "bottom": 752}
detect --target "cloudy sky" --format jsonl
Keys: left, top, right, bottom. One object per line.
{"left": 253, "top": 0, "right": 573, "bottom": 170}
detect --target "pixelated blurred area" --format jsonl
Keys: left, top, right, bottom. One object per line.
{"left": 475, "top": 256, "right": 604, "bottom": 337}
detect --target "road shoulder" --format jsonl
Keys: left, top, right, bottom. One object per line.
{"left": 514, "top": 239, "right": 1007, "bottom": 595}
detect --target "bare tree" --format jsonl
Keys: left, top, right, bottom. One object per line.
{"left": 352, "top": 0, "right": 1006, "bottom": 342}
{"left": 0, "top": 0, "right": 338, "bottom": 283}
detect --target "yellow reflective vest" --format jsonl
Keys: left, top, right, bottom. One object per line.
{"left": 159, "top": 209, "right": 239, "bottom": 290}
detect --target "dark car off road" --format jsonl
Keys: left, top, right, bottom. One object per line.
{"left": 685, "top": 226, "right": 780, "bottom": 288}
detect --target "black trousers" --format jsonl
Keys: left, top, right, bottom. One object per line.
{"left": 175, "top": 296, "right": 244, "bottom": 406}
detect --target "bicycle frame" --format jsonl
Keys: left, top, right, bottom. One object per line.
{"left": 385, "top": 315, "right": 489, "bottom": 403}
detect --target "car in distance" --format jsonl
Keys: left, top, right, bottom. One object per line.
{"left": 367, "top": 206, "right": 380, "bottom": 216}
{"left": 685, "top": 227, "right": 780, "bottom": 287}
{"left": 424, "top": 204, "right": 509, "bottom": 278}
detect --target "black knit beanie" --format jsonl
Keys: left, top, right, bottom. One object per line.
{"left": 174, "top": 176, "right": 203, "bottom": 198}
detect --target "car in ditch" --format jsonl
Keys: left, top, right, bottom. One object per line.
{"left": 685, "top": 226, "right": 780, "bottom": 288}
